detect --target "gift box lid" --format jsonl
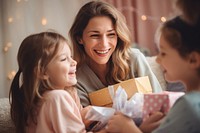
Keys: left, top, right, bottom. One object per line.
{"left": 89, "top": 76, "right": 152, "bottom": 107}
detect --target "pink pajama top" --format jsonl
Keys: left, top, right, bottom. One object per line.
{"left": 26, "top": 89, "right": 87, "bottom": 133}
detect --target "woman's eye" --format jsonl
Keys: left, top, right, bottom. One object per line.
{"left": 108, "top": 33, "right": 116, "bottom": 38}
{"left": 90, "top": 34, "right": 99, "bottom": 38}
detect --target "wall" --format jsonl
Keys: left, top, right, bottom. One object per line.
{"left": 0, "top": 0, "right": 85, "bottom": 98}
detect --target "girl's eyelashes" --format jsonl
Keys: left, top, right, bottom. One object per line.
{"left": 61, "top": 57, "right": 66, "bottom": 61}
{"left": 62, "top": 56, "right": 74, "bottom": 62}
{"left": 159, "top": 51, "right": 166, "bottom": 57}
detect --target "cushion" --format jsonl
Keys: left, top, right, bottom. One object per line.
{"left": 146, "top": 56, "right": 167, "bottom": 90}
{"left": 0, "top": 98, "right": 15, "bottom": 133}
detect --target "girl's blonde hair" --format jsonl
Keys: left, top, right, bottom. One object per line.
{"left": 69, "top": 0, "right": 132, "bottom": 84}
{"left": 9, "top": 31, "right": 68, "bottom": 133}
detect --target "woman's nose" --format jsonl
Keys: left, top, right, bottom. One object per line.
{"left": 100, "top": 35, "right": 109, "bottom": 47}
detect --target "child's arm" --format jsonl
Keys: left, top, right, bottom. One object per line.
{"left": 106, "top": 112, "right": 142, "bottom": 133}
{"left": 106, "top": 111, "right": 165, "bottom": 133}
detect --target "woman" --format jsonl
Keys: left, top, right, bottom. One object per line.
{"left": 69, "top": 0, "right": 162, "bottom": 107}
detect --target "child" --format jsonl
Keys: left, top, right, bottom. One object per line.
{"left": 9, "top": 31, "right": 101, "bottom": 133}
{"left": 105, "top": 10, "right": 200, "bottom": 133}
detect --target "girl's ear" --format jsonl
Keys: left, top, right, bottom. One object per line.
{"left": 189, "top": 52, "right": 200, "bottom": 68}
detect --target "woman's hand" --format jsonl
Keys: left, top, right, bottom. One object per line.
{"left": 139, "top": 111, "right": 165, "bottom": 133}
{"left": 106, "top": 112, "right": 142, "bottom": 133}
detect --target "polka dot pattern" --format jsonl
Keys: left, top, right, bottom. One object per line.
{"left": 142, "top": 91, "right": 185, "bottom": 121}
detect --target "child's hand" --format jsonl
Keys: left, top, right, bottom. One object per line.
{"left": 139, "top": 111, "right": 165, "bottom": 133}
{"left": 81, "top": 105, "right": 92, "bottom": 127}
{"left": 106, "top": 112, "right": 142, "bottom": 133}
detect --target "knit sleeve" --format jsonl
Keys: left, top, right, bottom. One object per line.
{"left": 130, "top": 48, "right": 163, "bottom": 92}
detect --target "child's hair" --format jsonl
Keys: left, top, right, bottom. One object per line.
{"left": 69, "top": 0, "right": 132, "bottom": 84}
{"left": 161, "top": 16, "right": 200, "bottom": 57}
{"left": 9, "top": 31, "right": 68, "bottom": 133}
{"left": 158, "top": 16, "right": 200, "bottom": 76}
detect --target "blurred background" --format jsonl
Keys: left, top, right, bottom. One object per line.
{"left": 0, "top": 0, "right": 176, "bottom": 98}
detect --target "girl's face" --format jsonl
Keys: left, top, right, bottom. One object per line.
{"left": 156, "top": 34, "right": 191, "bottom": 83}
{"left": 79, "top": 16, "right": 118, "bottom": 65}
{"left": 45, "top": 43, "right": 77, "bottom": 89}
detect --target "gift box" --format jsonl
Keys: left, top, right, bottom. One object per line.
{"left": 143, "top": 91, "right": 185, "bottom": 121}
{"left": 89, "top": 76, "right": 152, "bottom": 107}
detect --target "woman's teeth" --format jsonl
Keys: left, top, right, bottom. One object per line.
{"left": 95, "top": 49, "right": 109, "bottom": 54}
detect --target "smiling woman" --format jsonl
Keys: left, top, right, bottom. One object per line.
{"left": 69, "top": 0, "right": 163, "bottom": 107}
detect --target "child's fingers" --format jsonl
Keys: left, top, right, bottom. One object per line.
{"left": 148, "top": 111, "right": 165, "bottom": 122}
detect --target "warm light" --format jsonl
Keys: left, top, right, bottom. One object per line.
{"left": 3, "top": 47, "right": 9, "bottom": 52}
{"left": 8, "top": 17, "right": 13, "bottom": 23}
{"left": 141, "top": 15, "right": 147, "bottom": 21}
{"left": 7, "top": 70, "right": 16, "bottom": 80}
{"left": 41, "top": 18, "right": 47, "bottom": 25}
{"left": 17, "top": 0, "right": 21, "bottom": 2}
{"left": 161, "top": 17, "right": 166, "bottom": 22}
{"left": 7, "top": 42, "right": 12, "bottom": 47}
{"left": 3, "top": 42, "right": 12, "bottom": 53}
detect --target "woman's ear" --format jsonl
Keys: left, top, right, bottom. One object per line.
{"left": 42, "top": 74, "right": 49, "bottom": 80}
{"left": 77, "top": 37, "right": 83, "bottom": 45}
{"left": 189, "top": 52, "right": 200, "bottom": 68}
{"left": 40, "top": 72, "right": 49, "bottom": 80}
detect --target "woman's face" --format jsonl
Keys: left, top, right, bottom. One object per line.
{"left": 79, "top": 16, "right": 118, "bottom": 65}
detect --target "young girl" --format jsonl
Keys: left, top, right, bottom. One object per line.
{"left": 9, "top": 31, "right": 93, "bottom": 133}
{"left": 105, "top": 11, "right": 200, "bottom": 133}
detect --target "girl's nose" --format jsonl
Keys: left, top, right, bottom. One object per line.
{"left": 71, "top": 59, "right": 77, "bottom": 66}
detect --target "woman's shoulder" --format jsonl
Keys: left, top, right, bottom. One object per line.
{"left": 129, "top": 48, "right": 146, "bottom": 59}
{"left": 129, "top": 48, "right": 143, "bottom": 55}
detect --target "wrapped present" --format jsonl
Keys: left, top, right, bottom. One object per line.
{"left": 89, "top": 76, "right": 152, "bottom": 107}
{"left": 143, "top": 91, "right": 185, "bottom": 121}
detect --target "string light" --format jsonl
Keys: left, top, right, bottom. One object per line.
{"left": 41, "top": 18, "right": 47, "bottom": 25}
{"left": 119, "top": 6, "right": 168, "bottom": 22}
{"left": 141, "top": 15, "right": 147, "bottom": 21}
{"left": 7, "top": 70, "right": 16, "bottom": 80}
{"left": 3, "top": 42, "right": 12, "bottom": 53}
{"left": 161, "top": 17, "right": 167, "bottom": 22}
{"left": 8, "top": 17, "right": 13, "bottom": 23}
